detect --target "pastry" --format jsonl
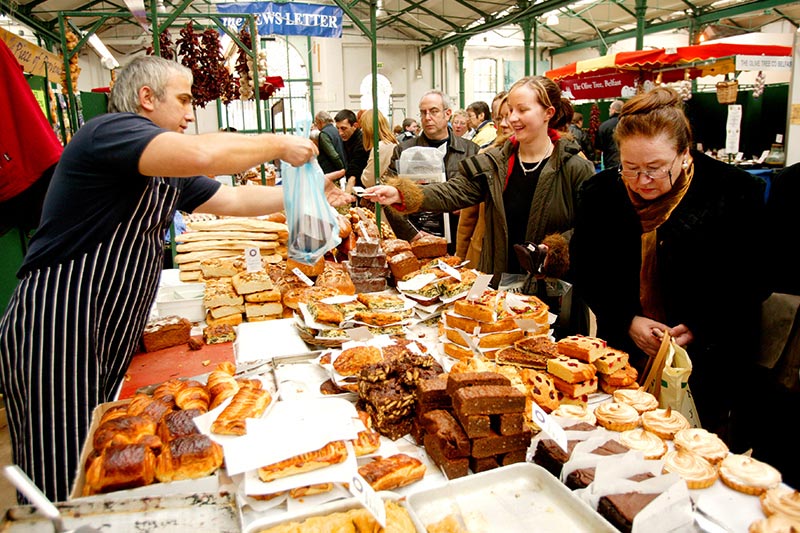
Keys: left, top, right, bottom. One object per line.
{"left": 720, "top": 454, "right": 782, "bottom": 495}
{"left": 613, "top": 388, "right": 659, "bottom": 414}
{"left": 255, "top": 500, "right": 415, "bottom": 533}
{"left": 760, "top": 486, "right": 800, "bottom": 520}
{"left": 210, "top": 387, "right": 272, "bottom": 435}
{"left": 203, "top": 324, "right": 236, "bottom": 345}
{"left": 550, "top": 375, "right": 598, "bottom": 397}
{"left": 175, "top": 382, "right": 210, "bottom": 413}
{"left": 126, "top": 394, "right": 172, "bottom": 423}
{"left": 551, "top": 404, "right": 596, "bottom": 424}
{"left": 155, "top": 434, "right": 224, "bottom": 483}
{"left": 495, "top": 346, "right": 549, "bottom": 369}
{"left": 203, "top": 279, "right": 243, "bottom": 309}
{"left": 92, "top": 415, "right": 160, "bottom": 452}
{"left": 357, "top": 453, "right": 426, "bottom": 491}
{"left": 157, "top": 409, "right": 202, "bottom": 443}
{"left": 205, "top": 312, "right": 243, "bottom": 328}
{"left": 618, "top": 428, "right": 667, "bottom": 460}
{"left": 356, "top": 292, "right": 406, "bottom": 310}
{"left": 594, "top": 401, "right": 640, "bottom": 431}
{"left": 257, "top": 440, "right": 348, "bottom": 483}
{"left": 593, "top": 348, "right": 629, "bottom": 375}
{"left": 83, "top": 444, "right": 157, "bottom": 496}
{"left": 673, "top": 428, "right": 729, "bottom": 464}
{"left": 546, "top": 355, "right": 597, "bottom": 384}
{"left": 601, "top": 364, "right": 639, "bottom": 387}
{"left": 243, "top": 288, "right": 282, "bottom": 303}
{"left": 207, "top": 304, "right": 245, "bottom": 319}
{"left": 245, "top": 302, "right": 282, "bottom": 320}
{"left": 306, "top": 300, "right": 345, "bottom": 326}
{"left": 662, "top": 449, "right": 718, "bottom": 489}
{"left": 231, "top": 270, "right": 274, "bottom": 295}
{"left": 641, "top": 407, "right": 690, "bottom": 439}
{"left": 556, "top": 335, "right": 607, "bottom": 363}
{"left": 333, "top": 345, "right": 383, "bottom": 376}
{"left": 152, "top": 379, "right": 187, "bottom": 407}
{"left": 289, "top": 483, "right": 334, "bottom": 498}
{"left": 748, "top": 514, "right": 800, "bottom": 533}
{"left": 518, "top": 368, "right": 559, "bottom": 413}
{"left": 354, "top": 310, "right": 409, "bottom": 327}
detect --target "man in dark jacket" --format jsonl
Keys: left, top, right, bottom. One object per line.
{"left": 314, "top": 111, "right": 346, "bottom": 174}
{"left": 596, "top": 100, "right": 623, "bottom": 169}
{"left": 335, "top": 109, "right": 369, "bottom": 189}
{"left": 387, "top": 90, "right": 478, "bottom": 253}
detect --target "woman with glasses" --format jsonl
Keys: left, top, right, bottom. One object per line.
{"left": 367, "top": 76, "right": 595, "bottom": 336}
{"left": 570, "top": 87, "right": 769, "bottom": 444}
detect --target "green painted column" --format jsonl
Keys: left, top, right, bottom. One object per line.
{"left": 456, "top": 40, "right": 466, "bottom": 109}
{"left": 520, "top": 19, "right": 532, "bottom": 76}
{"left": 635, "top": 0, "right": 647, "bottom": 50}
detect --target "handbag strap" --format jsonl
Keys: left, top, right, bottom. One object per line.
{"left": 642, "top": 332, "right": 672, "bottom": 398}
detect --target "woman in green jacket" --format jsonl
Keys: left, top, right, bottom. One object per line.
{"left": 366, "top": 76, "right": 595, "bottom": 335}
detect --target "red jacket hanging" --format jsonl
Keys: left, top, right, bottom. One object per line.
{"left": 0, "top": 39, "right": 63, "bottom": 202}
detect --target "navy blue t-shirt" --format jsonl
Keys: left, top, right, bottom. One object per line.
{"left": 20, "top": 113, "right": 220, "bottom": 275}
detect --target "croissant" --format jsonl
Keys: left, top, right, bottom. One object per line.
{"left": 127, "top": 394, "right": 173, "bottom": 423}
{"left": 235, "top": 378, "right": 263, "bottom": 390}
{"left": 83, "top": 444, "right": 157, "bottom": 496}
{"left": 215, "top": 361, "right": 236, "bottom": 375}
{"left": 152, "top": 379, "right": 188, "bottom": 407}
{"left": 99, "top": 405, "right": 129, "bottom": 425}
{"left": 210, "top": 387, "right": 271, "bottom": 436}
{"left": 158, "top": 408, "right": 202, "bottom": 443}
{"left": 207, "top": 370, "right": 240, "bottom": 410}
{"left": 175, "top": 385, "right": 210, "bottom": 413}
{"left": 155, "top": 434, "right": 224, "bottom": 483}
{"left": 92, "top": 415, "right": 161, "bottom": 453}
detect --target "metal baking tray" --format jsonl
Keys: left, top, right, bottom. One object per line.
{"left": 1, "top": 493, "right": 239, "bottom": 532}
{"left": 406, "top": 462, "right": 617, "bottom": 533}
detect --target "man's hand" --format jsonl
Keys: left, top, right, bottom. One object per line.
{"left": 667, "top": 324, "right": 694, "bottom": 348}
{"left": 323, "top": 169, "right": 354, "bottom": 207}
{"left": 363, "top": 185, "right": 400, "bottom": 205}
{"left": 280, "top": 136, "right": 319, "bottom": 167}
{"left": 629, "top": 315, "right": 670, "bottom": 357}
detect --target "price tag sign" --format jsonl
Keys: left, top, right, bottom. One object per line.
{"left": 437, "top": 260, "right": 461, "bottom": 281}
{"left": 357, "top": 221, "right": 373, "bottom": 241}
{"left": 292, "top": 267, "right": 315, "bottom": 286}
{"left": 456, "top": 330, "right": 484, "bottom": 360}
{"left": 244, "top": 247, "right": 262, "bottom": 272}
{"left": 348, "top": 473, "right": 386, "bottom": 528}
{"left": 466, "top": 274, "right": 492, "bottom": 301}
{"left": 346, "top": 326, "right": 373, "bottom": 342}
{"left": 531, "top": 401, "right": 568, "bottom": 453}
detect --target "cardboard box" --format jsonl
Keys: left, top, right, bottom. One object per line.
{"left": 70, "top": 399, "right": 221, "bottom": 500}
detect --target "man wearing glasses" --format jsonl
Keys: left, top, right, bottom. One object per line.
{"left": 386, "top": 91, "right": 478, "bottom": 252}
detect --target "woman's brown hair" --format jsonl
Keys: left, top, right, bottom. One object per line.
{"left": 614, "top": 87, "right": 692, "bottom": 153}
{"left": 509, "top": 75, "right": 573, "bottom": 131}
{"left": 360, "top": 109, "right": 398, "bottom": 151}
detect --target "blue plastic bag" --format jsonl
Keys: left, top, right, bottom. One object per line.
{"left": 282, "top": 118, "right": 341, "bottom": 265}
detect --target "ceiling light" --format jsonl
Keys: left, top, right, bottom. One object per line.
{"left": 546, "top": 14, "right": 560, "bottom": 26}
{"left": 88, "top": 34, "right": 120, "bottom": 69}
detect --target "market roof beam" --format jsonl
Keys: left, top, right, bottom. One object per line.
{"left": 772, "top": 8, "right": 799, "bottom": 28}
{"left": 550, "top": 0, "right": 799, "bottom": 55}
{"left": 450, "top": 0, "right": 489, "bottom": 20}
{"left": 0, "top": 0, "right": 60, "bottom": 40}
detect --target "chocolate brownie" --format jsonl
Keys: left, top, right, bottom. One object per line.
{"left": 424, "top": 434, "right": 469, "bottom": 480}
{"left": 445, "top": 372, "right": 510, "bottom": 396}
{"left": 592, "top": 439, "right": 629, "bottom": 456}
{"left": 533, "top": 439, "right": 580, "bottom": 477}
{"left": 566, "top": 467, "right": 598, "bottom": 490}
{"left": 471, "top": 429, "right": 533, "bottom": 458}
{"left": 417, "top": 377, "right": 451, "bottom": 411}
{"left": 420, "top": 410, "right": 470, "bottom": 459}
{"left": 470, "top": 455, "right": 499, "bottom": 473}
{"left": 452, "top": 385, "right": 526, "bottom": 416}
{"left": 597, "top": 492, "right": 660, "bottom": 533}
{"left": 455, "top": 412, "right": 491, "bottom": 438}
{"left": 563, "top": 422, "right": 598, "bottom": 432}
{"left": 500, "top": 449, "right": 527, "bottom": 466}
{"left": 493, "top": 413, "right": 525, "bottom": 436}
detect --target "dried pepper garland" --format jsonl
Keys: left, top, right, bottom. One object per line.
{"left": 146, "top": 30, "right": 176, "bottom": 60}
{"left": 588, "top": 103, "right": 601, "bottom": 149}
{"left": 236, "top": 28, "right": 254, "bottom": 101}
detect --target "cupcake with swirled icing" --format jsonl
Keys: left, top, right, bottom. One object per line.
{"left": 594, "top": 401, "right": 640, "bottom": 431}
{"left": 612, "top": 388, "right": 659, "bottom": 414}
{"left": 640, "top": 406, "right": 690, "bottom": 439}
{"left": 720, "top": 454, "right": 782, "bottom": 495}
{"left": 662, "top": 449, "right": 718, "bottom": 489}
{"left": 619, "top": 428, "right": 667, "bottom": 460}
{"left": 760, "top": 486, "right": 800, "bottom": 520}
{"left": 673, "top": 428, "right": 729, "bottom": 464}
{"left": 748, "top": 513, "right": 800, "bottom": 533}
{"left": 551, "top": 404, "right": 597, "bottom": 425}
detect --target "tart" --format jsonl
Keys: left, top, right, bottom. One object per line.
{"left": 719, "top": 454, "right": 782, "bottom": 495}
{"left": 594, "top": 401, "right": 640, "bottom": 432}
{"left": 551, "top": 404, "right": 597, "bottom": 425}
{"left": 673, "top": 428, "right": 729, "bottom": 464}
{"left": 760, "top": 486, "right": 800, "bottom": 520}
{"left": 612, "top": 388, "right": 659, "bottom": 414}
{"left": 618, "top": 428, "right": 667, "bottom": 460}
{"left": 640, "top": 407, "right": 690, "bottom": 439}
{"left": 748, "top": 513, "right": 800, "bottom": 533}
{"left": 662, "top": 449, "right": 718, "bottom": 489}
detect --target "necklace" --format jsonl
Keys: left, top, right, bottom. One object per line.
{"left": 519, "top": 143, "right": 553, "bottom": 175}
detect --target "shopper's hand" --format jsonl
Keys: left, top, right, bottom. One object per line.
{"left": 667, "top": 323, "right": 694, "bottom": 348}
{"left": 280, "top": 136, "right": 319, "bottom": 166}
{"left": 629, "top": 315, "right": 670, "bottom": 357}
{"left": 363, "top": 185, "right": 400, "bottom": 205}
{"left": 323, "top": 169, "right": 354, "bottom": 207}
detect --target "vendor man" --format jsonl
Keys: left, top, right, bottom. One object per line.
{"left": 0, "top": 55, "right": 352, "bottom": 502}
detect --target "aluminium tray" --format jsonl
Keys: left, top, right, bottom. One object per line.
{"left": 406, "top": 462, "right": 617, "bottom": 533}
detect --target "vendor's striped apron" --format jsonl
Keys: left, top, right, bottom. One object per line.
{"left": 0, "top": 177, "right": 179, "bottom": 502}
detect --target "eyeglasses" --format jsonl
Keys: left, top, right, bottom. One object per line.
{"left": 619, "top": 155, "right": 678, "bottom": 182}
{"left": 419, "top": 108, "right": 443, "bottom": 118}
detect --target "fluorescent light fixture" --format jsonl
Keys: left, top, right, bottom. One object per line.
{"left": 88, "top": 33, "right": 120, "bottom": 69}
{"left": 546, "top": 14, "right": 560, "bottom": 26}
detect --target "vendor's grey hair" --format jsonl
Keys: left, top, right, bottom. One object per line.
{"left": 109, "top": 56, "right": 192, "bottom": 114}
{"left": 420, "top": 90, "right": 452, "bottom": 111}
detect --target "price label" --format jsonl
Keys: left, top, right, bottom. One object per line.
{"left": 292, "top": 267, "right": 315, "bottom": 286}
{"left": 357, "top": 221, "right": 373, "bottom": 241}
{"left": 244, "top": 247, "right": 262, "bottom": 272}
{"left": 456, "top": 330, "right": 484, "bottom": 360}
{"left": 466, "top": 274, "right": 492, "bottom": 301}
{"left": 348, "top": 473, "right": 386, "bottom": 528}
{"left": 531, "top": 401, "right": 568, "bottom": 453}
{"left": 346, "top": 326, "right": 373, "bottom": 342}
{"left": 437, "top": 260, "right": 461, "bottom": 281}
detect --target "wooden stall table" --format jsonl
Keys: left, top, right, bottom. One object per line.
{"left": 118, "top": 340, "right": 235, "bottom": 399}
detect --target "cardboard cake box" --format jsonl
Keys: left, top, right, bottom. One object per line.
{"left": 70, "top": 399, "right": 221, "bottom": 500}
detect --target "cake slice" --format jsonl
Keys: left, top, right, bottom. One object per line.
{"left": 547, "top": 355, "right": 597, "bottom": 384}
{"left": 556, "top": 335, "right": 607, "bottom": 363}
{"left": 593, "top": 347, "right": 630, "bottom": 374}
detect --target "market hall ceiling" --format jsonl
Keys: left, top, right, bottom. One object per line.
{"left": 2, "top": 0, "right": 799, "bottom": 58}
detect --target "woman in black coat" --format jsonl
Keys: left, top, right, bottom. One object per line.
{"left": 570, "top": 87, "right": 768, "bottom": 444}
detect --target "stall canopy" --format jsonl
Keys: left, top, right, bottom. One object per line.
{"left": 546, "top": 43, "right": 792, "bottom": 100}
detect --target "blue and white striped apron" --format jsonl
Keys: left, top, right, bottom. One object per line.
{"left": 0, "top": 177, "right": 179, "bottom": 502}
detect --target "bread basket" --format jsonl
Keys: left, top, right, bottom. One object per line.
{"left": 715, "top": 80, "right": 739, "bottom": 104}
